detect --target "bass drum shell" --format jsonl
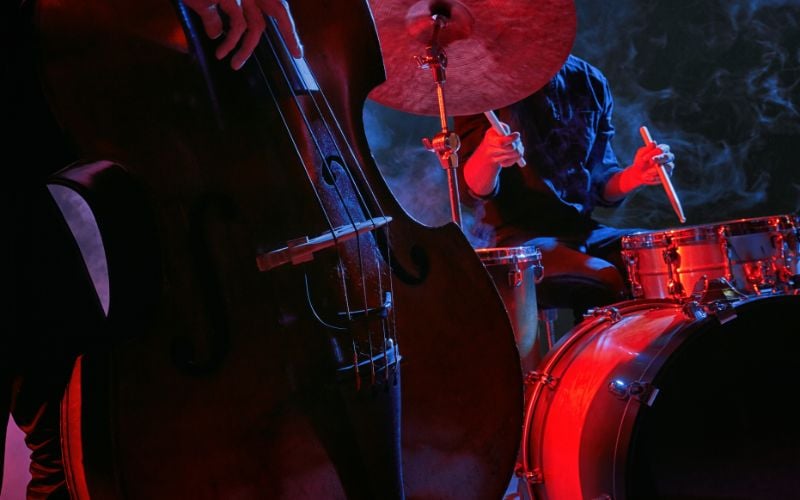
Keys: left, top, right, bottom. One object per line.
{"left": 521, "top": 294, "right": 800, "bottom": 500}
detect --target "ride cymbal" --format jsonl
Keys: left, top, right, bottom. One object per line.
{"left": 368, "top": 0, "right": 576, "bottom": 116}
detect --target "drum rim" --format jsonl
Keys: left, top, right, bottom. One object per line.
{"left": 621, "top": 213, "right": 796, "bottom": 249}
{"left": 475, "top": 245, "right": 542, "bottom": 264}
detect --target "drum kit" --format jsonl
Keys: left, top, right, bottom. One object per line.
{"left": 366, "top": 1, "right": 800, "bottom": 499}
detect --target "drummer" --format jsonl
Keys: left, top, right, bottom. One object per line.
{"left": 455, "top": 54, "right": 677, "bottom": 322}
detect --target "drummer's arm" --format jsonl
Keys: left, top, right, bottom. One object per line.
{"left": 464, "top": 152, "right": 502, "bottom": 198}
{"left": 586, "top": 79, "right": 629, "bottom": 206}
{"left": 593, "top": 81, "right": 674, "bottom": 203}
{"left": 457, "top": 114, "right": 524, "bottom": 198}
{"left": 454, "top": 113, "right": 497, "bottom": 201}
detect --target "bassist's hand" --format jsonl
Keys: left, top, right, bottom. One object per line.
{"left": 183, "top": 0, "right": 303, "bottom": 70}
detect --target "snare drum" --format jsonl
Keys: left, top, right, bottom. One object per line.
{"left": 622, "top": 214, "right": 799, "bottom": 300}
{"left": 476, "top": 246, "right": 543, "bottom": 369}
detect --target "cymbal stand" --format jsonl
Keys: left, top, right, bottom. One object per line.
{"left": 417, "top": 14, "right": 463, "bottom": 227}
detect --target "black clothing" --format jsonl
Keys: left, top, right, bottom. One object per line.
{"left": 5, "top": 2, "right": 100, "bottom": 497}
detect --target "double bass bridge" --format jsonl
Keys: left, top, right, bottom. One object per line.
{"left": 256, "top": 216, "right": 392, "bottom": 271}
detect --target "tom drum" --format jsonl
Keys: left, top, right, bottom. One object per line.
{"left": 476, "top": 246, "right": 543, "bottom": 370}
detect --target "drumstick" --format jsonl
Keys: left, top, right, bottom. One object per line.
{"left": 639, "top": 126, "right": 686, "bottom": 223}
{"left": 484, "top": 110, "right": 526, "bottom": 167}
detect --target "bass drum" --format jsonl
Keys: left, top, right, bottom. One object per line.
{"left": 519, "top": 294, "right": 800, "bottom": 500}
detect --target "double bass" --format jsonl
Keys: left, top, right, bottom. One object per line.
{"left": 34, "top": 0, "right": 523, "bottom": 497}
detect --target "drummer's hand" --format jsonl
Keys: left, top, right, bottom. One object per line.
{"left": 183, "top": 0, "right": 303, "bottom": 70}
{"left": 474, "top": 124, "right": 525, "bottom": 169}
{"left": 604, "top": 143, "right": 676, "bottom": 200}
{"left": 464, "top": 124, "right": 525, "bottom": 196}
{"left": 627, "top": 142, "right": 675, "bottom": 187}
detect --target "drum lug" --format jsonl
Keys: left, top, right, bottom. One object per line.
{"left": 533, "top": 262, "right": 544, "bottom": 284}
{"left": 663, "top": 246, "right": 680, "bottom": 265}
{"left": 524, "top": 370, "right": 557, "bottom": 389}
{"left": 693, "top": 277, "right": 747, "bottom": 304}
{"left": 681, "top": 301, "right": 708, "bottom": 320}
{"left": 789, "top": 274, "right": 800, "bottom": 291}
{"left": 707, "top": 300, "right": 738, "bottom": 324}
{"left": 514, "top": 463, "right": 543, "bottom": 484}
{"left": 586, "top": 305, "right": 622, "bottom": 323}
{"left": 663, "top": 243, "right": 686, "bottom": 298}
{"left": 608, "top": 379, "right": 659, "bottom": 406}
{"left": 623, "top": 250, "right": 644, "bottom": 298}
{"left": 667, "top": 278, "right": 684, "bottom": 297}
{"left": 507, "top": 262, "right": 523, "bottom": 288}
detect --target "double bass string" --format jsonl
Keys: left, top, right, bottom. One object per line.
{"left": 251, "top": 16, "right": 398, "bottom": 380}
{"left": 248, "top": 40, "right": 363, "bottom": 341}
{"left": 251, "top": 35, "right": 397, "bottom": 382}
{"left": 276, "top": 27, "right": 402, "bottom": 378}
{"left": 279, "top": 24, "right": 402, "bottom": 377}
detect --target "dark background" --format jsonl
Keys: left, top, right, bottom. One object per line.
{"left": 363, "top": 0, "right": 800, "bottom": 244}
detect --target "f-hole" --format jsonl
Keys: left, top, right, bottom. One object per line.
{"left": 323, "top": 156, "right": 342, "bottom": 186}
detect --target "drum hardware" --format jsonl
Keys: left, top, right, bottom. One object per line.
{"left": 514, "top": 465, "right": 543, "bottom": 485}
{"left": 684, "top": 292, "right": 740, "bottom": 324}
{"left": 704, "top": 299, "right": 738, "bottom": 324}
{"left": 415, "top": 12, "right": 464, "bottom": 226}
{"left": 662, "top": 244, "right": 685, "bottom": 296}
{"left": 624, "top": 251, "right": 644, "bottom": 298}
{"left": 509, "top": 266, "right": 523, "bottom": 287}
{"left": 733, "top": 242, "right": 779, "bottom": 294}
{"left": 667, "top": 279, "right": 683, "bottom": 296}
{"left": 691, "top": 276, "right": 748, "bottom": 304}
{"left": 523, "top": 370, "right": 557, "bottom": 389}
{"left": 680, "top": 300, "right": 707, "bottom": 320}
{"left": 506, "top": 254, "right": 543, "bottom": 288}
{"left": 607, "top": 379, "right": 659, "bottom": 406}
{"left": 537, "top": 308, "right": 560, "bottom": 355}
{"left": 584, "top": 304, "right": 622, "bottom": 324}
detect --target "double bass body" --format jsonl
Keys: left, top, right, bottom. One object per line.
{"left": 35, "top": 0, "right": 523, "bottom": 497}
